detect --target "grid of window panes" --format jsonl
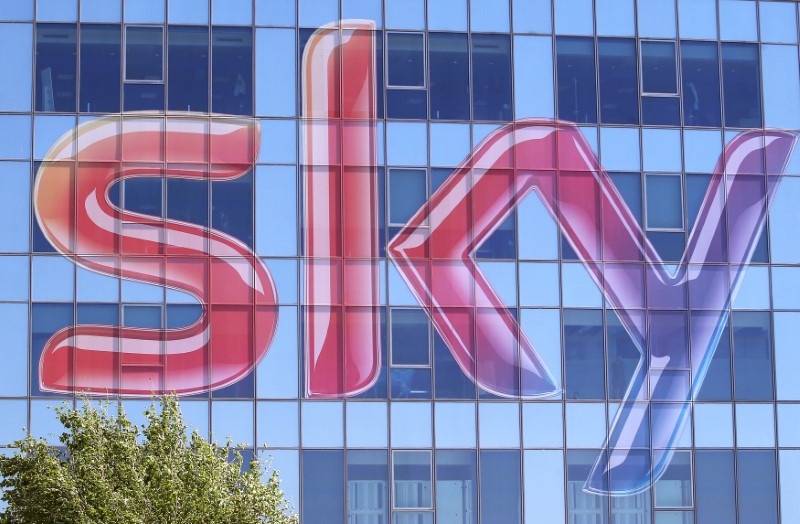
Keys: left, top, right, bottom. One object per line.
{"left": 3, "top": 0, "right": 800, "bottom": 523}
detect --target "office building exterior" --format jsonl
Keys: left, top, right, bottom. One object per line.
{"left": 1, "top": 0, "right": 800, "bottom": 522}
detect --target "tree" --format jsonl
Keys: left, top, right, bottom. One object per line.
{"left": 0, "top": 396, "right": 298, "bottom": 524}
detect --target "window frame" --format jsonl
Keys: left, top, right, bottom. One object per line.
{"left": 644, "top": 172, "right": 685, "bottom": 232}
{"left": 639, "top": 39, "right": 681, "bottom": 98}
{"left": 391, "top": 449, "right": 434, "bottom": 512}
{"left": 123, "top": 24, "right": 166, "bottom": 83}
{"left": 385, "top": 30, "right": 427, "bottom": 90}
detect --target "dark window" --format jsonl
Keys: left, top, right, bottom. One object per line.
{"left": 434, "top": 329, "right": 476, "bottom": 399}
{"left": 696, "top": 451, "right": 736, "bottom": 524}
{"left": 564, "top": 309, "right": 605, "bottom": 400}
{"left": 36, "top": 24, "right": 77, "bottom": 112}
{"left": 387, "top": 32, "right": 424, "bottom": 87}
{"left": 391, "top": 308, "right": 430, "bottom": 366}
{"left": 471, "top": 34, "right": 512, "bottom": 122}
{"left": 302, "top": 450, "right": 345, "bottom": 524}
{"left": 681, "top": 41, "right": 721, "bottom": 127}
{"left": 610, "top": 172, "right": 642, "bottom": 225}
{"left": 77, "top": 304, "right": 119, "bottom": 325}
{"left": 123, "top": 305, "right": 162, "bottom": 328}
{"left": 642, "top": 96, "right": 680, "bottom": 126}
{"left": 480, "top": 451, "right": 521, "bottom": 524}
{"left": 125, "top": 26, "right": 163, "bottom": 81}
{"left": 733, "top": 311, "right": 774, "bottom": 401}
{"left": 607, "top": 311, "right": 639, "bottom": 400}
{"left": 556, "top": 37, "right": 597, "bottom": 124}
{"left": 390, "top": 367, "right": 432, "bottom": 399}
{"left": 80, "top": 25, "right": 121, "bottom": 113}
{"left": 694, "top": 313, "right": 732, "bottom": 401}
{"left": 436, "top": 451, "right": 477, "bottom": 524}
{"left": 167, "top": 178, "right": 209, "bottom": 227}
{"left": 389, "top": 168, "right": 426, "bottom": 224}
{"left": 168, "top": 26, "right": 209, "bottom": 112}
{"left": 429, "top": 33, "right": 470, "bottom": 120}
{"left": 647, "top": 231, "right": 685, "bottom": 261}
{"left": 685, "top": 174, "right": 711, "bottom": 229}
{"left": 124, "top": 83, "right": 165, "bottom": 111}
{"left": 646, "top": 174, "right": 683, "bottom": 230}
{"left": 598, "top": 38, "right": 639, "bottom": 125}
{"left": 475, "top": 213, "right": 516, "bottom": 259}
{"left": 387, "top": 89, "right": 427, "bottom": 119}
{"left": 737, "top": 451, "right": 778, "bottom": 524}
{"left": 212, "top": 170, "right": 253, "bottom": 247}
{"left": 722, "top": 43, "right": 762, "bottom": 128}
{"left": 641, "top": 41, "right": 678, "bottom": 94}
{"left": 212, "top": 27, "right": 252, "bottom": 115}
{"left": 166, "top": 304, "right": 202, "bottom": 328}
{"left": 124, "top": 178, "right": 163, "bottom": 217}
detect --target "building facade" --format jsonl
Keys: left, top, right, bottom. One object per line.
{"left": 1, "top": 0, "right": 800, "bottom": 522}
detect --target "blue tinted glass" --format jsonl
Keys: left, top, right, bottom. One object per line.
{"left": 0, "top": 257, "right": 28, "bottom": 300}
{"left": 737, "top": 451, "right": 778, "bottom": 524}
{"left": 168, "top": 26, "right": 208, "bottom": 112}
{"left": 596, "top": 0, "right": 635, "bottom": 36}
{"left": 525, "top": 451, "right": 565, "bottom": 523}
{"left": 37, "top": 0, "right": 77, "bottom": 21}
{"left": 434, "top": 402, "right": 476, "bottom": 447}
{"left": 387, "top": 32, "right": 424, "bottom": 87}
{"left": 775, "top": 313, "right": 800, "bottom": 400}
{"left": 255, "top": 0, "right": 294, "bottom": 26}
{"left": 257, "top": 401, "right": 298, "bottom": 447}
{"left": 391, "top": 403, "right": 431, "bottom": 447}
{"left": 124, "top": 0, "right": 165, "bottom": 23}
{"left": 479, "top": 403, "right": 519, "bottom": 448}
{"left": 641, "top": 41, "right": 677, "bottom": 94}
{"left": 733, "top": 311, "right": 773, "bottom": 401}
{"left": 212, "top": 0, "right": 252, "bottom": 25}
{"left": 519, "top": 263, "right": 560, "bottom": 306}
{"left": 387, "top": 122, "right": 427, "bottom": 165}
{"left": 427, "top": 0, "right": 467, "bottom": 31}
{"left": 31, "top": 303, "right": 73, "bottom": 396}
{"left": 80, "top": 0, "right": 121, "bottom": 22}
{"left": 642, "top": 129, "right": 682, "bottom": 172}
{"left": 212, "top": 27, "right": 252, "bottom": 115}
{"left": 555, "top": 0, "right": 593, "bottom": 35}
{"left": 0, "top": 163, "right": 30, "bottom": 252}
{"left": 760, "top": 2, "right": 798, "bottom": 43}
{"left": 681, "top": 42, "right": 721, "bottom": 127}
{"left": 299, "top": 0, "right": 338, "bottom": 27}
{"left": 600, "top": 127, "right": 640, "bottom": 171}
{"left": 346, "top": 402, "right": 388, "bottom": 447}
{"left": 36, "top": 24, "right": 76, "bottom": 112}
{"left": 429, "top": 33, "right": 469, "bottom": 120}
{"left": 391, "top": 308, "right": 429, "bottom": 366}
{"left": 430, "top": 123, "right": 469, "bottom": 166}
{"left": 648, "top": 231, "right": 685, "bottom": 261}
{"left": 255, "top": 166, "right": 297, "bottom": 256}
{"left": 436, "top": 451, "right": 477, "bottom": 522}
{"left": 471, "top": 0, "right": 509, "bottom": 32}
{"left": 0, "top": 400, "right": 27, "bottom": 443}
{"left": 302, "top": 402, "right": 343, "bottom": 447}
{"left": 678, "top": 0, "right": 716, "bottom": 39}
{"left": 719, "top": 0, "right": 757, "bottom": 41}
{"left": 637, "top": 0, "right": 676, "bottom": 38}
{"left": 607, "top": 311, "right": 640, "bottom": 400}
{"left": 514, "top": 35, "right": 554, "bottom": 119}
{"left": 472, "top": 34, "right": 512, "bottom": 122}
{"left": 564, "top": 309, "right": 605, "bottom": 399}
{"left": 168, "top": 0, "right": 208, "bottom": 24}
{"left": 435, "top": 331, "right": 476, "bottom": 399}
{"left": 385, "top": 0, "right": 424, "bottom": 29}
{"left": 480, "top": 451, "right": 521, "bottom": 524}
{"left": 391, "top": 368, "right": 432, "bottom": 399}
{"left": 167, "top": 178, "right": 208, "bottom": 226}
{"left": 695, "top": 451, "right": 735, "bottom": 523}
{"left": 684, "top": 131, "right": 721, "bottom": 175}
{"left": 476, "top": 213, "right": 516, "bottom": 259}
{"left": 736, "top": 403, "right": 775, "bottom": 447}
{"left": 610, "top": 172, "right": 642, "bottom": 224}
{"left": 212, "top": 170, "right": 253, "bottom": 247}
{"left": 0, "top": 0, "right": 32, "bottom": 20}
{"left": 342, "top": 0, "right": 382, "bottom": 27}
{"left": 394, "top": 451, "right": 432, "bottom": 509}
{"left": 32, "top": 256, "right": 74, "bottom": 301}
{"left": 512, "top": 0, "right": 551, "bottom": 33}
{"left": 387, "top": 88, "right": 427, "bottom": 119}
{"left": 0, "top": 304, "right": 29, "bottom": 396}
{"left": 598, "top": 39, "right": 638, "bottom": 124}
{"left": 0, "top": 24, "right": 32, "bottom": 111}
{"left": 303, "top": 450, "right": 345, "bottom": 524}
{"left": 694, "top": 403, "right": 734, "bottom": 447}
{"left": 646, "top": 175, "right": 682, "bottom": 229}
{"left": 0, "top": 117, "right": 31, "bottom": 159}
{"left": 123, "top": 305, "right": 161, "bottom": 328}
{"left": 80, "top": 25, "right": 120, "bottom": 113}
{"left": 643, "top": 96, "right": 680, "bottom": 126}
{"left": 780, "top": 451, "right": 800, "bottom": 522}
{"left": 556, "top": 37, "right": 597, "bottom": 124}
{"left": 347, "top": 451, "right": 389, "bottom": 521}
{"left": 126, "top": 26, "right": 163, "bottom": 81}
{"left": 522, "top": 403, "right": 563, "bottom": 447}
{"left": 694, "top": 314, "right": 731, "bottom": 401}
{"left": 566, "top": 403, "right": 607, "bottom": 448}
{"left": 256, "top": 28, "right": 296, "bottom": 117}
{"left": 166, "top": 304, "right": 201, "bottom": 328}
{"left": 256, "top": 306, "right": 299, "bottom": 398}
{"left": 722, "top": 43, "right": 762, "bottom": 128}
{"left": 123, "top": 84, "right": 164, "bottom": 111}
{"left": 763, "top": 45, "right": 800, "bottom": 130}
{"left": 655, "top": 452, "right": 692, "bottom": 507}
{"left": 567, "top": 451, "right": 609, "bottom": 523}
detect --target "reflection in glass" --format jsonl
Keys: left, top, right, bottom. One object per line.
{"left": 681, "top": 42, "right": 721, "bottom": 127}
{"left": 212, "top": 27, "right": 252, "bottom": 115}
{"left": 480, "top": 450, "right": 520, "bottom": 524}
{"left": 564, "top": 309, "right": 605, "bottom": 399}
{"left": 36, "top": 24, "right": 77, "bottom": 112}
{"left": 598, "top": 38, "right": 638, "bottom": 125}
{"left": 347, "top": 450, "right": 389, "bottom": 524}
{"left": 436, "top": 450, "right": 477, "bottom": 524}
{"left": 722, "top": 43, "right": 762, "bottom": 128}
{"left": 737, "top": 450, "right": 778, "bottom": 524}
{"left": 471, "top": 34, "right": 512, "bottom": 122}
{"left": 168, "top": 26, "right": 209, "bottom": 112}
{"left": 641, "top": 41, "right": 677, "bottom": 94}
{"left": 556, "top": 37, "right": 597, "bottom": 124}
{"left": 655, "top": 451, "right": 692, "bottom": 508}
{"left": 302, "top": 450, "right": 345, "bottom": 524}
{"left": 732, "top": 311, "right": 773, "bottom": 401}
{"left": 125, "top": 26, "right": 163, "bottom": 81}
{"left": 393, "top": 451, "right": 432, "bottom": 509}
{"left": 80, "top": 25, "right": 120, "bottom": 113}
{"left": 429, "top": 33, "right": 469, "bottom": 120}
{"left": 387, "top": 33, "right": 424, "bottom": 87}
{"left": 695, "top": 451, "right": 735, "bottom": 524}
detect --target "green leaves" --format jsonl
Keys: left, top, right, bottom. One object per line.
{"left": 0, "top": 396, "right": 297, "bottom": 524}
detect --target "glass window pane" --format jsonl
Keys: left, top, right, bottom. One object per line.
{"left": 389, "top": 168, "right": 426, "bottom": 224}
{"left": 598, "top": 38, "right": 639, "bottom": 125}
{"left": 256, "top": 306, "right": 299, "bottom": 398}
{"left": 387, "top": 122, "right": 427, "bottom": 165}
{"left": 719, "top": 0, "right": 758, "bottom": 41}
{"left": 737, "top": 451, "right": 778, "bottom": 524}
{"left": 391, "top": 308, "right": 430, "bottom": 366}
{"left": 566, "top": 403, "right": 606, "bottom": 447}
{"left": 429, "top": 33, "right": 469, "bottom": 120}
{"left": 478, "top": 402, "right": 519, "bottom": 448}
{"left": 641, "top": 41, "right": 677, "bottom": 94}
{"left": 780, "top": 451, "right": 800, "bottom": 523}
{"left": 301, "top": 402, "right": 343, "bottom": 447}
{"left": 762, "top": 44, "right": 800, "bottom": 130}
{"left": 80, "top": 25, "right": 120, "bottom": 113}
{"left": 695, "top": 451, "right": 735, "bottom": 524}
{"left": 646, "top": 174, "right": 682, "bottom": 229}
{"left": 0, "top": 0, "right": 33, "bottom": 20}
{"left": 637, "top": 0, "right": 676, "bottom": 38}
{"left": 722, "top": 43, "right": 762, "bottom": 128}
{"left": 434, "top": 402, "right": 476, "bottom": 448}
{"left": 513, "top": 35, "right": 554, "bottom": 119}
{"left": 564, "top": 309, "right": 605, "bottom": 400}
{"left": 0, "top": 23, "right": 32, "bottom": 111}
{"left": 0, "top": 163, "right": 31, "bottom": 252}
{"left": 211, "top": 401, "right": 253, "bottom": 445}
{"left": 385, "top": 0, "right": 424, "bottom": 30}
{"left": 168, "top": 26, "right": 208, "bottom": 112}
{"left": 212, "top": 27, "right": 252, "bottom": 115}
{"left": 391, "top": 402, "right": 432, "bottom": 447}
{"left": 512, "top": 0, "right": 551, "bottom": 34}
{"left": 348, "top": 451, "right": 389, "bottom": 522}
{"left": 732, "top": 311, "right": 774, "bottom": 401}
{"left": 168, "top": 0, "right": 208, "bottom": 24}
{"left": 524, "top": 451, "right": 565, "bottom": 523}
{"left": 642, "top": 129, "right": 682, "bottom": 172}
{"left": 681, "top": 42, "right": 721, "bottom": 127}
{"left": 124, "top": 0, "right": 165, "bottom": 23}
{"left": 255, "top": 0, "right": 295, "bottom": 26}
{"left": 387, "top": 33, "right": 424, "bottom": 87}
{"left": 760, "top": 1, "right": 798, "bottom": 43}
{"left": 693, "top": 403, "right": 733, "bottom": 447}
{"left": 257, "top": 28, "right": 296, "bottom": 117}
{"left": 346, "top": 402, "right": 388, "bottom": 447}
{"left": 393, "top": 451, "right": 432, "bottom": 509}
{"left": 596, "top": 0, "right": 635, "bottom": 36}
{"left": 678, "top": 0, "right": 716, "bottom": 39}
{"left": 643, "top": 96, "right": 681, "bottom": 126}
{"left": 607, "top": 311, "right": 640, "bottom": 400}
{"left": 436, "top": 450, "right": 477, "bottom": 523}
{"left": 655, "top": 451, "right": 692, "bottom": 508}
{"left": 735, "top": 403, "right": 775, "bottom": 448}
{"left": 125, "top": 26, "right": 163, "bottom": 81}
{"left": 211, "top": 0, "right": 252, "bottom": 25}
{"left": 775, "top": 312, "right": 800, "bottom": 400}
{"left": 32, "top": 303, "right": 73, "bottom": 396}
{"left": 255, "top": 166, "right": 297, "bottom": 256}
{"left": 37, "top": 0, "right": 77, "bottom": 22}
{"left": 555, "top": 0, "right": 593, "bottom": 35}
{"left": 299, "top": 0, "right": 338, "bottom": 27}
{"left": 427, "top": 0, "right": 467, "bottom": 31}
{"left": 556, "top": 37, "right": 597, "bottom": 124}
{"left": 124, "top": 83, "right": 164, "bottom": 111}
{"left": 36, "top": 23, "right": 76, "bottom": 112}
{"left": 568, "top": 450, "right": 609, "bottom": 524}
{"left": 470, "top": 0, "right": 509, "bottom": 32}
{"left": 80, "top": 0, "right": 121, "bottom": 22}
{"left": 302, "top": 450, "right": 345, "bottom": 524}
{"left": 693, "top": 313, "right": 731, "bottom": 401}
{"left": 0, "top": 305, "right": 29, "bottom": 397}
{"left": 480, "top": 451, "right": 521, "bottom": 524}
